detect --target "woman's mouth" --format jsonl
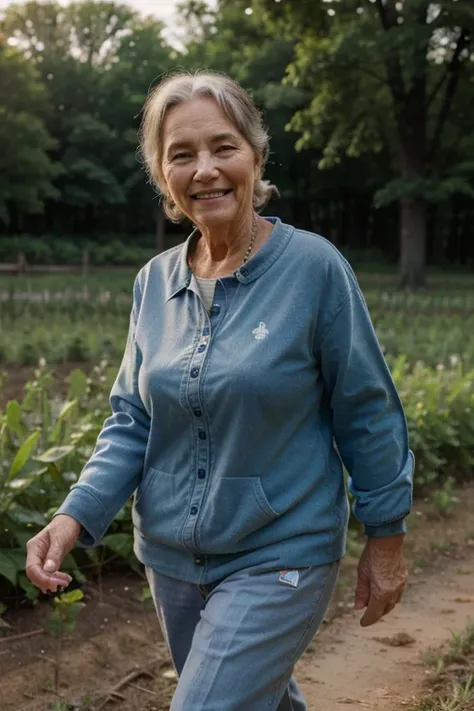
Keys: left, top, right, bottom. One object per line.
{"left": 191, "top": 189, "right": 233, "bottom": 200}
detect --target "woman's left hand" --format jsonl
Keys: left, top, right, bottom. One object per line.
{"left": 354, "top": 534, "right": 408, "bottom": 627}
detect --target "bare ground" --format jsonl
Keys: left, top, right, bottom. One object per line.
{"left": 1, "top": 487, "right": 474, "bottom": 711}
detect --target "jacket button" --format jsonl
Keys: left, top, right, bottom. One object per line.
{"left": 195, "top": 557, "right": 203, "bottom": 565}
{"left": 194, "top": 409, "right": 202, "bottom": 417}
{"left": 190, "top": 506, "right": 198, "bottom": 515}
{"left": 191, "top": 367, "right": 200, "bottom": 378}
{"left": 198, "top": 430, "right": 206, "bottom": 440}
{"left": 198, "top": 469, "right": 205, "bottom": 479}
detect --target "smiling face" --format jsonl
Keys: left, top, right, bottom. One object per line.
{"left": 161, "top": 96, "right": 259, "bottom": 230}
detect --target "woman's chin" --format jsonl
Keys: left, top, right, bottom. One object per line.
{"left": 192, "top": 205, "right": 237, "bottom": 229}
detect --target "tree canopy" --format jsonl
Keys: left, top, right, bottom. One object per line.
{"left": 0, "top": 0, "right": 473, "bottom": 286}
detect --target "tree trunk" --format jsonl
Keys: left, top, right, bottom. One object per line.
{"left": 397, "top": 97, "right": 427, "bottom": 288}
{"left": 399, "top": 195, "right": 426, "bottom": 289}
{"left": 155, "top": 202, "right": 166, "bottom": 253}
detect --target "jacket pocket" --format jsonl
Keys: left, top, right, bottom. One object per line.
{"left": 197, "top": 476, "right": 279, "bottom": 554}
{"left": 132, "top": 468, "right": 184, "bottom": 546}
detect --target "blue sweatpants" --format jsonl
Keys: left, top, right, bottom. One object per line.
{"left": 145, "top": 561, "right": 340, "bottom": 710}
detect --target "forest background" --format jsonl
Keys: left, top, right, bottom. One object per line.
{"left": 1, "top": 0, "right": 474, "bottom": 288}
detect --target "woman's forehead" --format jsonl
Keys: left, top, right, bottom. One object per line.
{"left": 163, "top": 97, "right": 239, "bottom": 139}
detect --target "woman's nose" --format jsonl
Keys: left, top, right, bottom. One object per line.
{"left": 194, "top": 154, "right": 219, "bottom": 181}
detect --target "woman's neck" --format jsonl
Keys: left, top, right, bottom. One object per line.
{"left": 189, "top": 215, "right": 271, "bottom": 279}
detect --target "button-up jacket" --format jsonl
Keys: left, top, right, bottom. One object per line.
{"left": 56, "top": 217, "right": 414, "bottom": 583}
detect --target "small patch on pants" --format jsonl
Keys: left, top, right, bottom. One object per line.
{"left": 279, "top": 570, "right": 299, "bottom": 588}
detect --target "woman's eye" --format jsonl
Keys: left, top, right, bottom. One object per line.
{"left": 173, "top": 152, "right": 191, "bottom": 161}
{"left": 217, "top": 145, "right": 235, "bottom": 153}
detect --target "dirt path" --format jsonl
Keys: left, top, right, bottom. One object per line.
{"left": 297, "top": 547, "right": 474, "bottom": 710}
{"left": 1, "top": 488, "right": 474, "bottom": 710}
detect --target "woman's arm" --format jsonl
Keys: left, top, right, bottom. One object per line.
{"left": 319, "top": 285, "right": 414, "bottom": 536}
{"left": 54, "top": 276, "right": 151, "bottom": 546}
{"left": 318, "top": 283, "right": 413, "bottom": 625}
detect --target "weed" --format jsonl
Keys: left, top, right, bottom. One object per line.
{"left": 430, "top": 478, "right": 457, "bottom": 519}
{"left": 412, "top": 622, "right": 474, "bottom": 710}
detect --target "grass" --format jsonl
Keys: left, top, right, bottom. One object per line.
{"left": 410, "top": 622, "right": 474, "bottom": 710}
{"left": 2, "top": 270, "right": 474, "bottom": 368}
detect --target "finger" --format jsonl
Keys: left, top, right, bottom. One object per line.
{"left": 42, "top": 536, "right": 68, "bottom": 574}
{"left": 354, "top": 572, "right": 371, "bottom": 611}
{"left": 382, "top": 601, "right": 396, "bottom": 617}
{"left": 26, "top": 537, "right": 71, "bottom": 589}
{"left": 25, "top": 563, "right": 72, "bottom": 592}
{"left": 360, "top": 594, "right": 386, "bottom": 627}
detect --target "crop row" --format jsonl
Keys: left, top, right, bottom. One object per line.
{"left": 2, "top": 293, "right": 474, "bottom": 367}
{"left": 0, "top": 355, "right": 473, "bottom": 606}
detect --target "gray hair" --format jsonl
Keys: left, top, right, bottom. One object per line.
{"left": 138, "top": 70, "right": 279, "bottom": 222}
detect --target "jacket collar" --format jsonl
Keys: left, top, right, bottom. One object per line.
{"left": 165, "top": 217, "right": 294, "bottom": 302}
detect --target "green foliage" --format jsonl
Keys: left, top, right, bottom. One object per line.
{"left": 255, "top": 0, "right": 474, "bottom": 285}
{"left": 0, "top": 1, "right": 173, "bottom": 234}
{"left": 429, "top": 476, "right": 456, "bottom": 519}
{"left": 0, "top": 43, "right": 60, "bottom": 224}
{"left": 393, "top": 360, "right": 474, "bottom": 491}
{"left": 0, "top": 300, "right": 473, "bottom": 602}
{"left": 0, "top": 362, "right": 123, "bottom": 597}
{"left": 42, "top": 588, "right": 85, "bottom": 637}
{"left": 0, "top": 234, "right": 156, "bottom": 265}
{"left": 42, "top": 588, "right": 85, "bottom": 695}
{"left": 413, "top": 622, "right": 474, "bottom": 711}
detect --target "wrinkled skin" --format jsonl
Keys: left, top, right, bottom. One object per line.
{"left": 354, "top": 535, "right": 408, "bottom": 627}
{"left": 25, "top": 514, "right": 81, "bottom": 594}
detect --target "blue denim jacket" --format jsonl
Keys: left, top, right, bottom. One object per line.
{"left": 56, "top": 217, "right": 414, "bottom": 583}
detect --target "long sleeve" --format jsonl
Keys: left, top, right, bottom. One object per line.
{"left": 319, "top": 286, "right": 414, "bottom": 537}
{"left": 55, "top": 279, "right": 150, "bottom": 546}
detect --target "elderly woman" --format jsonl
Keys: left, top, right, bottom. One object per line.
{"left": 26, "top": 71, "right": 414, "bottom": 711}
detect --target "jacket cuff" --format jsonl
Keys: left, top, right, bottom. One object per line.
{"left": 54, "top": 486, "right": 110, "bottom": 547}
{"left": 364, "top": 518, "right": 407, "bottom": 538}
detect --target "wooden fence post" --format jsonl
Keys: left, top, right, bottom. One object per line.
{"left": 82, "top": 250, "right": 89, "bottom": 279}
{"left": 18, "top": 252, "right": 26, "bottom": 275}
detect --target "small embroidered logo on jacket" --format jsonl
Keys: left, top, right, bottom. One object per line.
{"left": 252, "top": 322, "right": 269, "bottom": 340}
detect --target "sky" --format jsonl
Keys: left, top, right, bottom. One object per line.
{"left": 0, "top": 0, "right": 183, "bottom": 19}
{"left": 0, "top": 0, "right": 218, "bottom": 46}
{"left": 0, "top": 0, "right": 217, "bottom": 29}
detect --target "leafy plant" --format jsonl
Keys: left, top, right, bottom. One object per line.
{"left": 41, "top": 589, "right": 85, "bottom": 694}
{"left": 430, "top": 477, "right": 457, "bottom": 519}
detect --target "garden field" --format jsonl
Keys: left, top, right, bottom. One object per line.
{"left": 0, "top": 267, "right": 474, "bottom": 711}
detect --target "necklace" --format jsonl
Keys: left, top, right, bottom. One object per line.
{"left": 189, "top": 215, "right": 258, "bottom": 272}
{"left": 242, "top": 215, "right": 258, "bottom": 265}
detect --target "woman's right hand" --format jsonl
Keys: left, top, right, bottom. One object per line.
{"left": 26, "top": 514, "right": 82, "bottom": 594}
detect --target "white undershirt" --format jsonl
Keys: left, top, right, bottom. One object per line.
{"left": 194, "top": 274, "right": 218, "bottom": 312}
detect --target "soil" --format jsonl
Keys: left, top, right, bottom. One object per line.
{"left": 0, "top": 362, "right": 94, "bottom": 408}
{"left": 1, "top": 488, "right": 474, "bottom": 711}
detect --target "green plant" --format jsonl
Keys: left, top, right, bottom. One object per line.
{"left": 41, "top": 589, "right": 85, "bottom": 694}
{"left": 413, "top": 623, "right": 474, "bottom": 710}
{"left": 430, "top": 477, "right": 457, "bottom": 519}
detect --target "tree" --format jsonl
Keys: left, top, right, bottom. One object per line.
{"left": 0, "top": 40, "right": 60, "bottom": 227}
{"left": 1, "top": 2, "right": 174, "bottom": 236}
{"left": 256, "top": 0, "right": 474, "bottom": 288}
